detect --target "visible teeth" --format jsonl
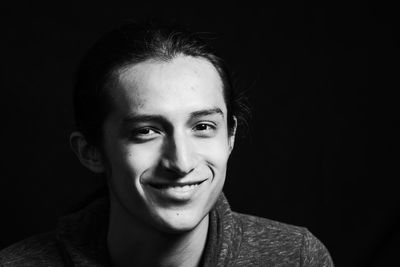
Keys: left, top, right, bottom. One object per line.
{"left": 155, "top": 183, "right": 199, "bottom": 190}
{"left": 171, "top": 184, "right": 198, "bottom": 190}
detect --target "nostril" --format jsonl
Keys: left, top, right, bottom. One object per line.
{"left": 160, "top": 157, "right": 194, "bottom": 177}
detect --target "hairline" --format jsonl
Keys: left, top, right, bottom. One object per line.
{"left": 105, "top": 52, "right": 228, "bottom": 113}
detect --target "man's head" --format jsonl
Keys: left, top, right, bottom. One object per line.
{"left": 70, "top": 21, "right": 245, "bottom": 233}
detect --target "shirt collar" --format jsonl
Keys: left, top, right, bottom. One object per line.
{"left": 56, "top": 192, "right": 240, "bottom": 266}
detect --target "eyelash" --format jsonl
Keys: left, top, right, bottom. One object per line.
{"left": 193, "top": 123, "right": 216, "bottom": 131}
{"left": 192, "top": 122, "right": 218, "bottom": 138}
{"left": 136, "top": 128, "right": 157, "bottom": 135}
{"left": 130, "top": 127, "right": 160, "bottom": 140}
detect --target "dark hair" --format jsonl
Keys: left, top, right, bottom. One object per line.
{"left": 73, "top": 20, "right": 248, "bottom": 146}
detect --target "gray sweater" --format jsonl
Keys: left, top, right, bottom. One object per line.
{"left": 0, "top": 194, "right": 333, "bottom": 266}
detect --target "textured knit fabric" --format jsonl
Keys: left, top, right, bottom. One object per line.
{"left": 0, "top": 193, "right": 333, "bottom": 266}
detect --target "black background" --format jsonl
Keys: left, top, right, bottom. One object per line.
{"left": 2, "top": 3, "right": 398, "bottom": 266}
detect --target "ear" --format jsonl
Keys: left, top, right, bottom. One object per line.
{"left": 69, "top": 131, "right": 105, "bottom": 173}
{"left": 228, "top": 116, "right": 237, "bottom": 153}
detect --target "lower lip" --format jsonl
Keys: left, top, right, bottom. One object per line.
{"left": 146, "top": 181, "right": 205, "bottom": 201}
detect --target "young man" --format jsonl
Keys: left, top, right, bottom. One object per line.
{"left": 0, "top": 21, "right": 333, "bottom": 266}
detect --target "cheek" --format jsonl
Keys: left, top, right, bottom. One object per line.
{"left": 104, "top": 140, "right": 162, "bottom": 182}
{"left": 196, "top": 136, "right": 231, "bottom": 169}
{"left": 115, "top": 143, "right": 162, "bottom": 176}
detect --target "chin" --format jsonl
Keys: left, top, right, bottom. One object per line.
{"left": 151, "top": 207, "right": 209, "bottom": 234}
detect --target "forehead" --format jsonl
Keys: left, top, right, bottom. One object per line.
{"left": 111, "top": 55, "right": 226, "bottom": 116}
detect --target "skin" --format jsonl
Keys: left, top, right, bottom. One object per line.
{"left": 71, "top": 55, "right": 236, "bottom": 266}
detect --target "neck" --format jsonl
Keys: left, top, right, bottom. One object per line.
{"left": 107, "top": 194, "right": 209, "bottom": 267}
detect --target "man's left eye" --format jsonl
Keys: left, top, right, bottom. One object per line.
{"left": 195, "top": 124, "right": 211, "bottom": 131}
{"left": 193, "top": 123, "right": 216, "bottom": 133}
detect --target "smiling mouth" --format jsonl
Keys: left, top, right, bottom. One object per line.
{"left": 146, "top": 180, "right": 206, "bottom": 200}
{"left": 149, "top": 180, "right": 205, "bottom": 190}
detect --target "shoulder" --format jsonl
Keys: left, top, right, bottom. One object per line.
{"left": 232, "top": 212, "right": 334, "bottom": 266}
{"left": 0, "top": 232, "right": 65, "bottom": 266}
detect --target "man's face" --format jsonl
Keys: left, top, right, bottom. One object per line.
{"left": 102, "top": 55, "right": 235, "bottom": 233}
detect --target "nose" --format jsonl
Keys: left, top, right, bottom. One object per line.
{"left": 161, "top": 132, "right": 196, "bottom": 176}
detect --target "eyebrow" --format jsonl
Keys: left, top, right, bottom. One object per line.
{"left": 189, "top": 108, "right": 224, "bottom": 119}
{"left": 122, "top": 107, "right": 224, "bottom": 125}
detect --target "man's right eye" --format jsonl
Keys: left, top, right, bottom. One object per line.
{"left": 130, "top": 127, "right": 159, "bottom": 140}
{"left": 137, "top": 128, "right": 153, "bottom": 135}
